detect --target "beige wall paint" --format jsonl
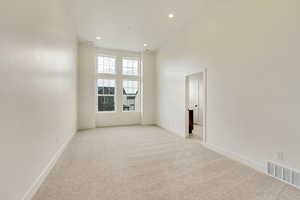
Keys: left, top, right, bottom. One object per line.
{"left": 0, "top": 0, "right": 78, "bottom": 199}
{"left": 78, "top": 44, "right": 156, "bottom": 129}
{"left": 78, "top": 43, "right": 97, "bottom": 129}
{"left": 156, "top": 0, "right": 300, "bottom": 171}
{"left": 141, "top": 52, "right": 157, "bottom": 125}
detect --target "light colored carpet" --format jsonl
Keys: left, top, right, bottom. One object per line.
{"left": 33, "top": 126, "right": 300, "bottom": 200}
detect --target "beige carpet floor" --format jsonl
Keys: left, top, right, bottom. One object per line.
{"left": 33, "top": 126, "right": 300, "bottom": 200}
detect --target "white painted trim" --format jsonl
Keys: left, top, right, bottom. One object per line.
{"left": 202, "top": 69, "right": 207, "bottom": 144}
{"left": 22, "top": 132, "right": 75, "bottom": 200}
{"left": 96, "top": 123, "right": 141, "bottom": 128}
{"left": 157, "top": 124, "right": 266, "bottom": 174}
{"left": 203, "top": 142, "right": 266, "bottom": 174}
{"left": 141, "top": 121, "right": 156, "bottom": 126}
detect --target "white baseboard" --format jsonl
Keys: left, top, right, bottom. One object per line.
{"left": 155, "top": 123, "right": 266, "bottom": 174}
{"left": 203, "top": 143, "right": 266, "bottom": 174}
{"left": 22, "top": 132, "right": 75, "bottom": 200}
{"left": 157, "top": 123, "right": 186, "bottom": 138}
{"left": 141, "top": 121, "right": 156, "bottom": 126}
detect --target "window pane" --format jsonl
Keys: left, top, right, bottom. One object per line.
{"left": 97, "top": 79, "right": 116, "bottom": 112}
{"left": 122, "top": 58, "right": 138, "bottom": 76}
{"left": 98, "top": 87, "right": 103, "bottom": 95}
{"left": 97, "top": 56, "right": 116, "bottom": 74}
{"left": 104, "top": 87, "right": 109, "bottom": 94}
{"left": 123, "top": 80, "right": 138, "bottom": 111}
{"left": 97, "top": 79, "right": 115, "bottom": 88}
{"left": 98, "top": 96, "right": 115, "bottom": 112}
{"left": 109, "top": 87, "right": 115, "bottom": 95}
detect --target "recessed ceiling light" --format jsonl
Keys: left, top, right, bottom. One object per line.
{"left": 96, "top": 36, "right": 102, "bottom": 40}
{"left": 168, "top": 13, "right": 175, "bottom": 18}
{"left": 144, "top": 43, "right": 148, "bottom": 47}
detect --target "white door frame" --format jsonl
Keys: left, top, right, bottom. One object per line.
{"left": 185, "top": 68, "right": 207, "bottom": 144}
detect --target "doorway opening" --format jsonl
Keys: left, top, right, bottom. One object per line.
{"left": 185, "top": 70, "right": 207, "bottom": 143}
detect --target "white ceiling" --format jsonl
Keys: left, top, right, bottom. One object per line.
{"left": 68, "top": 0, "right": 210, "bottom": 52}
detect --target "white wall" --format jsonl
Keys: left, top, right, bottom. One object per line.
{"left": 0, "top": 0, "right": 78, "bottom": 200}
{"left": 78, "top": 43, "right": 97, "bottom": 129}
{"left": 156, "top": 0, "right": 300, "bottom": 172}
{"left": 141, "top": 51, "right": 157, "bottom": 125}
{"left": 78, "top": 44, "right": 156, "bottom": 129}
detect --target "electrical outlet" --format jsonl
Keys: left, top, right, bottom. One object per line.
{"left": 276, "top": 152, "right": 284, "bottom": 161}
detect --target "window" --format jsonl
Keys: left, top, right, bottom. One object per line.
{"left": 97, "top": 79, "right": 116, "bottom": 112}
{"left": 123, "top": 80, "right": 138, "bottom": 111}
{"left": 122, "top": 58, "right": 138, "bottom": 76}
{"left": 97, "top": 56, "right": 116, "bottom": 74}
{"left": 95, "top": 54, "right": 140, "bottom": 113}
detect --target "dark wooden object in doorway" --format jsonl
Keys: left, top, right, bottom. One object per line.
{"left": 189, "top": 109, "right": 194, "bottom": 134}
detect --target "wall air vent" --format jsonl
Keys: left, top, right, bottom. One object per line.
{"left": 267, "top": 161, "right": 300, "bottom": 190}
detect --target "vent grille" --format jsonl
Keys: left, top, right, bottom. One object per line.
{"left": 267, "top": 161, "right": 300, "bottom": 190}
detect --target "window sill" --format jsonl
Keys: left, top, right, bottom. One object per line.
{"left": 122, "top": 111, "right": 140, "bottom": 113}
{"left": 96, "top": 111, "right": 116, "bottom": 114}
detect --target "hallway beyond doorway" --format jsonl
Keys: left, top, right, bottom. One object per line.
{"left": 189, "top": 124, "right": 203, "bottom": 141}
{"left": 185, "top": 70, "right": 206, "bottom": 141}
